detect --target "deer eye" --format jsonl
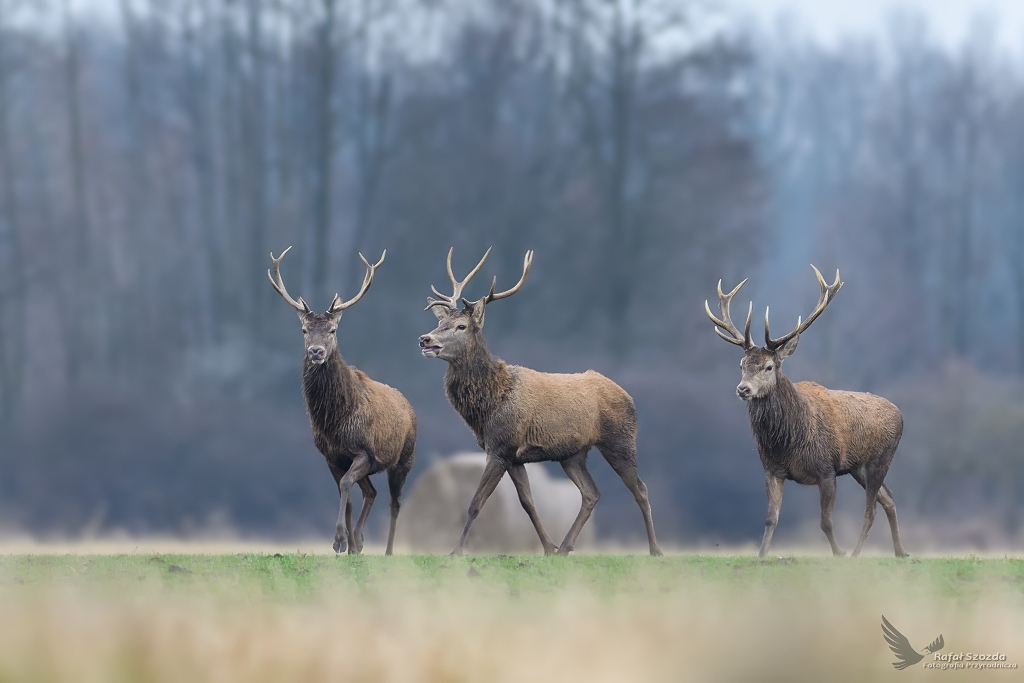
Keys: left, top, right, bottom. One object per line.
{"left": 765, "top": 364, "right": 773, "bottom": 372}
{"left": 301, "top": 328, "right": 307, "bottom": 333}
{"left": 457, "top": 324, "right": 466, "bottom": 331}
{"left": 330, "top": 328, "right": 337, "bottom": 333}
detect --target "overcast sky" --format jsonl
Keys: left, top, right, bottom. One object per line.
{"left": 723, "top": 0, "right": 1024, "bottom": 50}
{"left": 67, "top": 0, "right": 1024, "bottom": 53}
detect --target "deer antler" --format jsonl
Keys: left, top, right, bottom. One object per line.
{"left": 764, "top": 264, "right": 843, "bottom": 350}
{"left": 706, "top": 279, "right": 754, "bottom": 349}
{"left": 425, "top": 247, "right": 492, "bottom": 311}
{"left": 268, "top": 246, "right": 312, "bottom": 314}
{"left": 464, "top": 250, "right": 533, "bottom": 308}
{"left": 328, "top": 251, "right": 386, "bottom": 314}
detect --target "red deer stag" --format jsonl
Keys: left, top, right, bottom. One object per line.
{"left": 269, "top": 247, "right": 416, "bottom": 555}
{"left": 705, "top": 266, "right": 908, "bottom": 557}
{"left": 419, "top": 248, "right": 662, "bottom": 556}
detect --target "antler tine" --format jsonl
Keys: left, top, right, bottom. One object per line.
{"left": 765, "top": 264, "right": 843, "bottom": 349}
{"left": 427, "top": 247, "right": 492, "bottom": 310}
{"left": 705, "top": 278, "right": 754, "bottom": 349}
{"left": 471, "top": 249, "right": 533, "bottom": 306}
{"left": 268, "top": 246, "right": 311, "bottom": 314}
{"left": 331, "top": 250, "right": 386, "bottom": 312}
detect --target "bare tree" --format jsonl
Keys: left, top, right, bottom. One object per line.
{"left": 0, "top": 0, "right": 25, "bottom": 421}
{"left": 61, "top": 0, "right": 93, "bottom": 384}
{"left": 308, "top": 0, "right": 339, "bottom": 296}
{"left": 558, "top": 0, "right": 686, "bottom": 362}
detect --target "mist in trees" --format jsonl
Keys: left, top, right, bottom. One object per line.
{"left": 0, "top": 0, "right": 1021, "bottom": 549}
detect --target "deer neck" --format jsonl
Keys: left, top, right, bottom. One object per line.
{"left": 746, "top": 371, "right": 809, "bottom": 464}
{"left": 443, "top": 339, "right": 513, "bottom": 437}
{"left": 303, "top": 348, "right": 361, "bottom": 435}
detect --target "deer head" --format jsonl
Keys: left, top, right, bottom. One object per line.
{"left": 706, "top": 265, "right": 842, "bottom": 400}
{"left": 419, "top": 247, "right": 533, "bottom": 361}
{"left": 269, "top": 246, "right": 385, "bottom": 365}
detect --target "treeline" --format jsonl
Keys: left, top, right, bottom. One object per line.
{"left": 0, "top": 1, "right": 1021, "bottom": 546}
{"left": 0, "top": 0, "right": 758, "bottom": 407}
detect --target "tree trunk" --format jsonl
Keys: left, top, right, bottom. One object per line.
{"left": 310, "top": 0, "right": 338, "bottom": 297}
{"left": 0, "top": 8, "right": 25, "bottom": 422}
{"left": 63, "top": 0, "right": 92, "bottom": 386}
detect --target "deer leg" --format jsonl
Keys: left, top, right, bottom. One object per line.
{"left": 876, "top": 484, "right": 908, "bottom": 557}
{"left": 851, "top": 469, "right": 908, "bottom": 558}
{"left": 818, "top": 475, "right": 845, "bottom": 556}
{"left": 328, "top": 463, "right": 354, "bottom": 554}
{"left": 759, "top": 473, "right": 785, "bottom": 558}
{"left": 852, "top": 467, "right": 883, "bottom": 557}
{"left": 385, "top": 465, "right": 410, "bottom": 556}
{"left": 350, "top": 477, "right": 377, "bottom": 555}
{"left": 334, "top": 453, "right": 373, "bottom": 554}
{"left": 345, "top": 499, "right": 355, "bottom": 550}
{"left": 557, "top": 452, "right": 600, "bottom": 556}
{"left": 451, "top": 457, "right": 507, "bottom": 556}
{"left": 599, "top": 443, "right": 662, "bottom": 556}
{"left": 506, "top": 464, "right": 558, "bottom": 555}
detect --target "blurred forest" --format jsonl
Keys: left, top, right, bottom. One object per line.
{"left": 0, "top": 0, "right": 1022, "bottom": 549}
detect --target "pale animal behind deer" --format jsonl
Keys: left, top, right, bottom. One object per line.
{"left": 706, "top": 266, "right": 908, "bottom": 557}
{"left": 419, "top": 248, "right": 662, "bottom": 556}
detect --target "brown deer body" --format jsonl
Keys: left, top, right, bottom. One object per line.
{"left": 419, "top": 249, "right": 661, "bottom": 556}
{"left": 706, "top": 267, "right": 908, "bottom": 557}
{"left": 270, "top": 248, "right": 416, "bottom": 555}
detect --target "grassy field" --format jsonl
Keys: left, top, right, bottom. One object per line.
{"left": 1, "top": 552, "right": 1022, "bottom": 682}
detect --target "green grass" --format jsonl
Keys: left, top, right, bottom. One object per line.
{"left": 1, "top": 553, "right": 1022, "bottom": 682}
{"left": 3, "top": 553, "right": 1023, "bottom": 601}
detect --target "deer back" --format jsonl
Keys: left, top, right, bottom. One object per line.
{"left": 752, "top": 379, "right": 903, "bottom": 479}
{"left": 802, "top": 384, "right": 903, "bottom": 472}
{"left": 491, "top": 367, "right": 634, "bottom": 455}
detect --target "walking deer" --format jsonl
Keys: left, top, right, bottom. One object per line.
{"left": 706, "top": 266, "right": 908, "bottom": 557}
{"left": 419, "top": 248, "right": 662, "bottom": 556}
{"left": 269, "top": 247, "right": 416, "bottom": 555}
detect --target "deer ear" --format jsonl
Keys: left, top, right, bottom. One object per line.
{"left": 777, "top": 334, "right": 799, "bottom": 360}
{"left": 463, "top": 298, "right": 486, "bottom": 328}
{"left": 426, "top": 298, "right": 449, "bottom": 320}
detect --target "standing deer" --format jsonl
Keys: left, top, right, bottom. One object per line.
{"left": 418, "top": 248, "right": 662, "bottom": 556}
{"left": 269, "top": 247, "right": 416, "bottom": 555}
{"left": 705, "top": 266, "right": 908, "bottom": 557}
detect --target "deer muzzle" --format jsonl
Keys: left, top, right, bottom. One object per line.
{"left": 307, "top": 346, "right": 326, "bottom": 364}
{"left": 419, "top": 335, "right": 442, "bottom": 358}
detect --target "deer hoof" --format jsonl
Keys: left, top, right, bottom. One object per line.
{"left": 555, "top": 546, "right": 572, "bottom": 556}
{"left": 334, "top": 537, "right": 348, "bottom": 554}
{"left": 651, "top": 548, "right": 664, "bottom": 557}
{"left": 449, "top": 548, "right": 464, "bottom": 557}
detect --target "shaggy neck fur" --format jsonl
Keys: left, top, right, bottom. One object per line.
{"left": 303, "top": 347, "right": 361, "bottom": 437}
{"left": 443, "top": 338, "right": 514, "bottom": 437}
{"left": 746, "top": 370, "right": 810, "bottom": 465}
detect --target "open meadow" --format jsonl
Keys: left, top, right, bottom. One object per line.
{"left": 1, "top": 549, "right": 1022, "bottom": 683}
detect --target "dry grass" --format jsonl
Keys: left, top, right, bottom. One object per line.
{"left": 0, "top": 551, "right": 1022, "bottom": 682}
